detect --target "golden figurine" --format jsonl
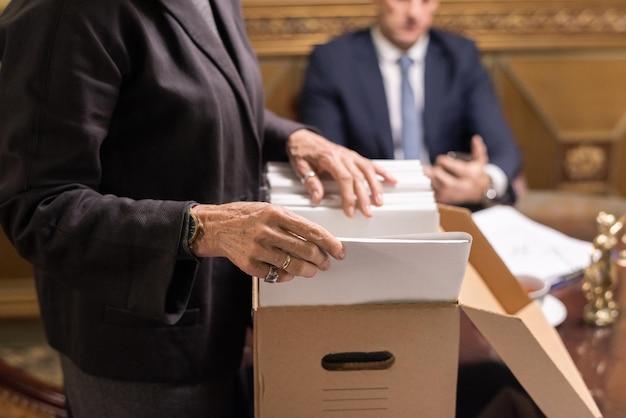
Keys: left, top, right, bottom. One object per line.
{"left": 582, "top": 211, "right": 624, "bottom": 326}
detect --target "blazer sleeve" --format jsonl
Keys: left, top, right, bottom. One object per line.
{"left": 0, "top": 0, "right": 199, "bottom": 324}
{"left": 262, "top": 109, "right": 306, "bottom": 162}
{"left": 460, "top": 41, "right": 523, "bottom": 182}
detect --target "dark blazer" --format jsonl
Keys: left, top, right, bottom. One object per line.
{"left": 0, "top": 0, "right": 301, "bottom": 382}
{"left": 299, "top": 28, "right": 522, "bottom": 185}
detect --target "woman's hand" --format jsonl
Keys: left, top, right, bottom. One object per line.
{"left": 189, "top": 202, "right": 345, "bottom": 283}
{"left": 286, "top": 129, "right": 397, "bottom": 218}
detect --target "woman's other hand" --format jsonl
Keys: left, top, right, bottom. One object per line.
{"left": 286, "top": 129, "right": 397, "bottom": 218}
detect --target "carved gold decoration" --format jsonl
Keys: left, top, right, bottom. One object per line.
{"left": 245, "top": 7, "right": 626, "bottom": 40}
{"left": 564, "top": 144, "right": 607, "bottom": 181}
{"left": 246, "top": 16, "right": 375, "bottom": 41}
{"left": 435, "top": 8, "right": 626, "bottom": 35}
{"left": 582, "top": 211, "right": 623, "bottom": 327}
{"left": 244, "top": 4, "right": 626, "bottom": 55}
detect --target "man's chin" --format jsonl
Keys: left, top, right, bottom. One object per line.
{"left": 395, "top": 32, "right": 422, "bottom": 48}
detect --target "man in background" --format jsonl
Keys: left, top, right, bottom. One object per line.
{"left": 299, "top": 0, "right": 524, "bottom": 209}
{"left": 298, "top": 2, "right": 543, "bottom": 416}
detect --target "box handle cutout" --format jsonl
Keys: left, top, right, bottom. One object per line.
{"left": 321, "top": 351, "right": 395, "bottom": 371}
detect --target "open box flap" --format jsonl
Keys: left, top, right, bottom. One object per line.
{"left": 438, "top": 204, "right": 527, "bottom": 314}
{"left": 438, "top": 205, "right": 602, "bottom": 417}
{"left": 460, "top": 264, "right": 602, "bottom": 418}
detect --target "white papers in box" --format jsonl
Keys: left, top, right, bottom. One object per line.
{"left": 284, "top": 205, "right": 439, "bottom": 237}
{"left": 266, "top": 161, "right": 439, "bottom": 235}
{"left": 257, "top": 232, "right": 472, "bottom": 307}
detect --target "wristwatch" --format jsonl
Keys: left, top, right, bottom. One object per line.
{"left": 188, "top": 209, "right": 201, "bottom": 248}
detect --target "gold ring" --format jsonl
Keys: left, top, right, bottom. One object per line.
{"left": 300, "top": 170, "right": 317, "bottom": 184}
{"left": 281, "top": 254, "right": 291, "bottom": 270}
{"left": 264, "top": 265, "right": 279, "bottom": 283}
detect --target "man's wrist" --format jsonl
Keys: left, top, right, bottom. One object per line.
{"left": 482, "top": 164, "right": 508, "bottom": 197}
{"left": 482, "top": 181, "right": 498, "bottom": 207}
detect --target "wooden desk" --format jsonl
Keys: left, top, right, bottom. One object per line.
{"left": 459, "top": 190, "right": 626, "bottom": 417}
{"left": 518, "top": 190, "right": 626, "bottom": 417}
{"left": 515, "top": 190, "right": 626, "bottom": 243}
{"left": 551, "top": 272, "right": 626, "bottom": 418}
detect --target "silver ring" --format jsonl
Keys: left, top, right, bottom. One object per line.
{"left": 264, "top": 264, "right": 279, "bottom": 283}
{"left": 281, "top": 254, "right": 291, "bottom": 270}
{"left": 300, "top": 170, "right": 317, "bottom": 184}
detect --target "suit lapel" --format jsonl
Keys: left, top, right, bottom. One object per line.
{"left": 355, "top": 32, "right": 395, "bottom": 159}
{"left": 157, "top": 0, "right": 260, "bottom": 141}
{"left": 423, "top": 34, "right": 446, "bottom": 159}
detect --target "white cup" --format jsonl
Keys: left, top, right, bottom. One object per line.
{"left": 516, "top": 274, "right": 550, "bottom": 303}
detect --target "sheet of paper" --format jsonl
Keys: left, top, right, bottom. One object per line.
{"left": 258, "top": 232, "right": 472, "bottom": 307}
{"left": 269, "top": 192, "right": 436, "bottom": 207}
{"left": 472, "top": 205, "right": 593, "bottom": 286}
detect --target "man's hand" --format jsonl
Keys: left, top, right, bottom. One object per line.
{"left": 286, "top": 129, "right": 397, "bottom": 217}
{"left": 424, "top": 135, "right": 492, "bottom": 205}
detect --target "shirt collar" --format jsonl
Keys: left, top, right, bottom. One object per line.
{"left": 371, "top": 25, "right": 429, "bottom": 65}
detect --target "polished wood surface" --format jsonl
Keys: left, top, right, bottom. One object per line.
{"left": 460, "top": 270, "right": 625, "bottom": 417}
{"left": 517, "top": 190, "right": 626, "bottom": 417}
{"left": 455, "top": 277, "right": 620, "bottom": 416}
{"left": 552, "top": 273, "right": 626, "bottom": 417}
{"left": 459, "top": 190, "right": 626, "bottom": 417}
{"left": 515, "top": 189, "right": 626, "bottom": 242}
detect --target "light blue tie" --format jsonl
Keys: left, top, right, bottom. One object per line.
{"left": 398, "top": 55, "right": 422, "bottom": 160}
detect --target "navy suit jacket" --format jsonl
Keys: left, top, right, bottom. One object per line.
{"left": 299, "top": 28, "right": 522, "bottom": 186}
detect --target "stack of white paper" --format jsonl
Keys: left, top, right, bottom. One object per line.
{"left": 259, "top": 161, "right": 472, "bottom": 307}
{"left": 266, "top": 160, "right": 433, "bottom": 195}
{"left": 266, "top": 160, "right": 439, "bottom": 237}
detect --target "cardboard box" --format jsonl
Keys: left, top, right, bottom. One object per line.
{"left": 253, "top": 205, "right": 602, "bottom": 418}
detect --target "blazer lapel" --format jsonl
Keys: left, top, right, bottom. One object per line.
{"left": 157, "top": 0, "right": 260, "bottom": 141}
{"left": 211, "top": 0, "right": 265, "bottom": 130}
{"left": 355, "top": 32, "right": 395, "bottom": 159}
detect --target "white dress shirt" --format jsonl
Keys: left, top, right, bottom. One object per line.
{"left": 370, "top": 26, "right": 508, "bottom": 197}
